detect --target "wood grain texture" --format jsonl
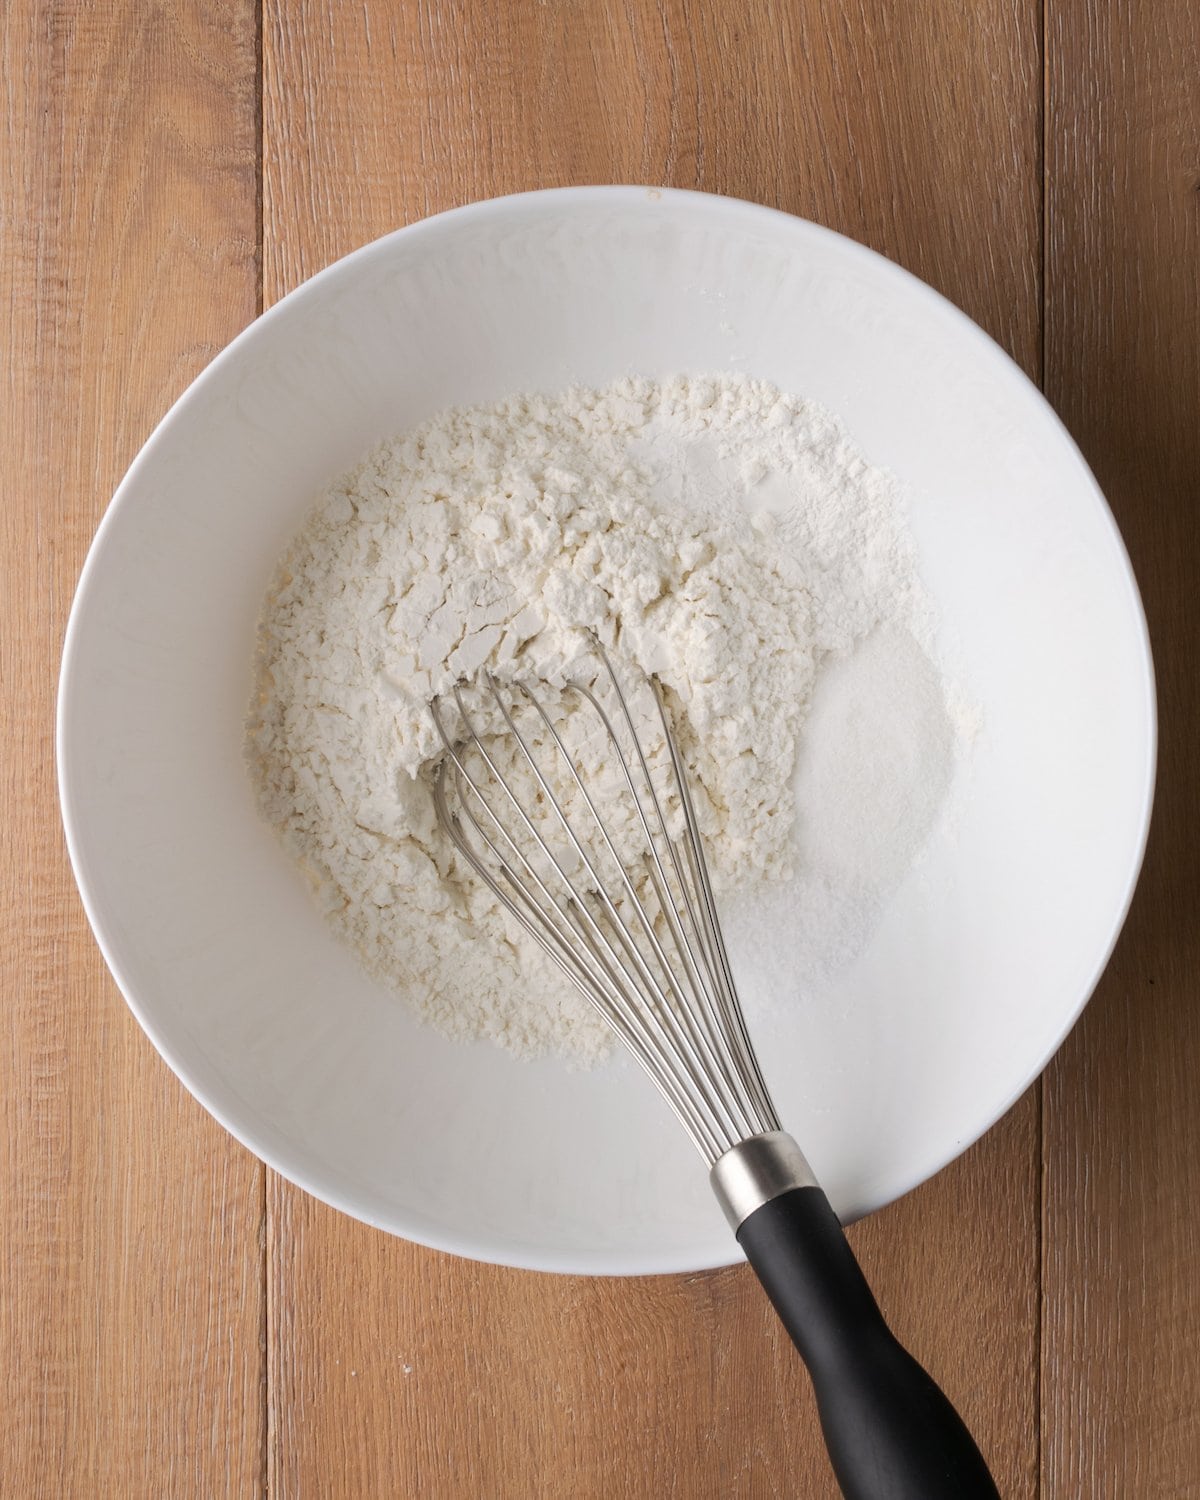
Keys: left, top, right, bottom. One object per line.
{"left": 263, "top": 0, "right": 1042, "bottom": 368}
{"left": 12, "top": 0, "right": 1199, "bottom": 1493}
{"left": 262, "top": 2, "right": 1042, "bottom": 1494}
{"left": 0, "top": 3, "right": 264, "bottom": 1496}
{"left": 266, "top": 1108, "right": 1038, "bottom": 1498}
{"left": 1042, "top": 0, "right": 1200, "bottom": 1493}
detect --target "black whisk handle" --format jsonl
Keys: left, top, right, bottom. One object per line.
{"left": 737, "top": 1185, "right": 1001, "bottom": 1500}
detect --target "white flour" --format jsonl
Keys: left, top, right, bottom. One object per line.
{"left": 247, "top": 375, "right": 957, "bottom": 1063}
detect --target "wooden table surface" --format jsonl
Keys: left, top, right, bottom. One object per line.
{"left": 4, "top": 1, "right": 1198, "bottom": 1495}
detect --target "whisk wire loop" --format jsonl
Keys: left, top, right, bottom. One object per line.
{"left": 431, "top": 642, "right": 780, "bottom": 1165}
{"left": 475, "top": 677, "right": 748, "bottom": 1149}
{"left": 594, "top": 669, "right": 777, "bottom": 1132}
{"left": 433, "top": 755, "right": 722, "bottom": 1157}
{"left": 525, "top": 677, "right": 760, "bottom": 1145}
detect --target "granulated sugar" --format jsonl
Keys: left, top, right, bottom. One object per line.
{"left": 246, "top": 374, "right": 961, "bottom": 1063}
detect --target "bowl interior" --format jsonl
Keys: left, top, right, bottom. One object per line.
{"left": 59, "top": 189, "right": 1154, "bottom": 1273}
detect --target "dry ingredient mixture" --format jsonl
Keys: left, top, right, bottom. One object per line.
{"left": 247, "top": 375, "right": 959, "bottom": 1064}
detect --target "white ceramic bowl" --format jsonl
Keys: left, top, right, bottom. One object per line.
{"left": 58, "top": 188, "right": 1155, "bottom": 1274}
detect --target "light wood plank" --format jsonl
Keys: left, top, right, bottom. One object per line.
{"left": 268, "top": 1105, "right": 1038, "bottom": 1499}
{"left": 262, "top": 1, "right": 1043, "bottom": 1493}
{"left": 263, "top": 0, "right": 1042, "bottom": 365}
{"left": 0, "top": 3, "right": 264, "bottom": 1495}
{"left": 1043, "top": 1, "right": 1200, "bottom": 1493}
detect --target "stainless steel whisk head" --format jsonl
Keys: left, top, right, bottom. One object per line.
{"left": 430, "top": 641, "right": 779, "bottom": 1166}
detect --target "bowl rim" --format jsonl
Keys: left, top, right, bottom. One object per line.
{"left": 56, "top": 184, "right": 1158, "bottom": 1275}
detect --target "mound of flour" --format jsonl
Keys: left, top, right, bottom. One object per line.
{"left": 247, "top": 375, "right": 954, "bottom": 1063}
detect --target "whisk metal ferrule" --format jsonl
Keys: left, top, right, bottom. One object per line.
{"left": 709, "top": 1131, "right": 818, "bottom": 1230}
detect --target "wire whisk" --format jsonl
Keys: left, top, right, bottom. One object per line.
{"left": 430, "top": 638, "right": 999, "bottom": 1500}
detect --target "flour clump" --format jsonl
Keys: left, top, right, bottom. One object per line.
{"left": 247, "top": 375, "right": 954, "bottom": 1063}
